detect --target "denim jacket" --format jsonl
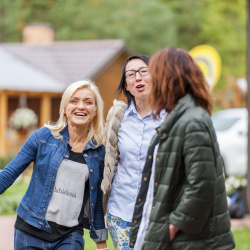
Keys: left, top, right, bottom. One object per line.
{"left": 0, "top": 125, "right": 108, "bottom": 242}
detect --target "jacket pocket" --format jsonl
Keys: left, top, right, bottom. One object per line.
{"left": 145, "top": 220, "right": 170, "bottom": 244}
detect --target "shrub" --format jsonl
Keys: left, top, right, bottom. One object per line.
{"left": 0, "top": 194, "right": 22, "bottom": 214}
{"left": 0, "top": 154, "right": 15, "bottom": 170}
{"left": 0, "top": 176, "right": 29, "bottom": 215}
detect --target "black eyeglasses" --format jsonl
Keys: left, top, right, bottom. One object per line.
{"left": 125, "top": 67, "right": 149, "bottom": 79}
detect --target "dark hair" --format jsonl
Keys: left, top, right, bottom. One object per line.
{"left": 149, "top": 47, "right": 213, "bottom": 118}
{"left": 117, "top": 54, "right": 150, "bottom": 107}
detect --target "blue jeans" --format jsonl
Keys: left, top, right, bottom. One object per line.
{"left": 14, "top": 228, "right": 84, "bottom": 250}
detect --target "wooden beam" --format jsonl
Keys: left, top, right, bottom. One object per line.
{"left": 0, "top": 92, "right": 8, "bottom": 156}
{"left": 40, "top": 96, "right": 51, "bottom": 127}
{"left": 0, "top": 89, "right": 62, "bottom": 98}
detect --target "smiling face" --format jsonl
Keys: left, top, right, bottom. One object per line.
{"left": 125, "top": 59, "right": 151, "bottom": 102}
{"left": 65, "top": 88, "right": 96, "bottom": 129}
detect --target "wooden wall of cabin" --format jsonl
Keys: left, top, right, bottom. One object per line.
{"left": 95, "top": 52, "right": 128, "bottom": 116}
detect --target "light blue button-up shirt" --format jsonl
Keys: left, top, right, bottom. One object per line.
{"left": 107, "top": 102, "right": 165, "bottom": 222}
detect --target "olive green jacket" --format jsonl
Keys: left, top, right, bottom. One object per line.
{"left": 130, "top": 94, "right": 235, "bottom": 250}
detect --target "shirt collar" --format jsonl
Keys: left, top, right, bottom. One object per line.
{"left": 158, "top": 109, "right": 167, "bottom": 119}
{"left": 59, "top": 124, "right": 69, "bottom": 139}
{"left": 125, "top": 102, "right": 167, "bottom": 120}
{"left": 125, "top": 101, "right": 138, "bottom": 116}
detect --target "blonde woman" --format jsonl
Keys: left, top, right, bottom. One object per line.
{"left": 0, "top": 80, "right": 108, "bottom": 250}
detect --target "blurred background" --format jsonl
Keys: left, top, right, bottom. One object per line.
{"left": 0, "top": 0, "right": 249, "bottom": 249}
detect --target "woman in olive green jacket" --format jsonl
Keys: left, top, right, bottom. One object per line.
{"left": 130, "top": 47, "right": 235, "bottom": 250}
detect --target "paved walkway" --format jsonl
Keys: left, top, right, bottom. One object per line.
{"left": 1, "top": 215, "right": 250, "bottom": 249}
{"left": 231, "top": 217, "right": 250, "bottom": 230}
{"left": 0, "top": 215, "right": 16, "bottom": 250}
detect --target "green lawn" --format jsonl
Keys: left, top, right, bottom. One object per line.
{"left": 232, "top": 228, "right": 250, "bottom": 250}
{"left": 85, "top": 228, "right": 249, "bottom": 250}
{"left": 84, "top": 230, "right": 115, "bottom": 250}
{"left": 1, "top": 178, "right": 249, "bottom": 249}
{"left": 0, "top": 177, "right": 115, "bottom": 249}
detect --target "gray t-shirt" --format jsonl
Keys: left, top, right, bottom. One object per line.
{"left": 45, "top": 158, "right": 89, "bottom": 227}
{"left": 15, "top": 150, "right": 90, "bottom": 243}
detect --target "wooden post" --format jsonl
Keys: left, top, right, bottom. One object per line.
{"left": 0, "top": 92, "right": 8, "bottom": 156}
{"left": 40, "top": 95, "right": 51, "bottom": 127}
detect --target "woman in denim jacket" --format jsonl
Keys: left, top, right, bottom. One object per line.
{"left": 0, "top": 80, "right": 108, "bottom": 250}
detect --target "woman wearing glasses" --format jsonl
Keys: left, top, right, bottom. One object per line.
{"left": 101, "top": 54, "right": 165, "bottom": 249}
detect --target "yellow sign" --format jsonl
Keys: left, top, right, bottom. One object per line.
{"left": 189, "top": 45, "right": 221, "bottom": 89}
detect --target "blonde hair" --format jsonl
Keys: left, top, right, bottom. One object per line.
{"left": 45, "top": 80, "right": 104, "bottom": 147}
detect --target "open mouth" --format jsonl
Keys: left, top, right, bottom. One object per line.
{"left": 136, "top": 84, "right": 145, "bottom": 89}
{"left": 74, "top": 112, "right": 87, "bottom": 117}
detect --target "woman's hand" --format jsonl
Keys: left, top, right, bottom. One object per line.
{"left": 169, "top": 224, "right": 180, "bottom": 242}
{"left": 96, "top": 240, "right": 108, "bottom": 249}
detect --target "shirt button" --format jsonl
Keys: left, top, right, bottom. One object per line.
{"left": 144, "top": 177, "right": 147, "bottom": 181}
{"left": 84, "top": 154, "right": 88, "bottom": 157}
{"left": 157, "top": 128, "right": 161, "bottom": 132}
{"left": 163, "top": 133, "right": 166, "bottom": 136}
{"left": 91, "top": 186, "right": 94, "bottom": 190}
{"left": 66, "top": 155, "right": 68, "bottom": 158}
{"left": 130, "top": 243, "right": 134, "bottom": 247}
{"left": 152, "top": 206, "right": 155, "bottom": 210}
{"left": 91, "top": 203, "right": 93, "bottom": 207}
{"left": 53, "top": 176, "right": 55, "bottom": 179}
{"left": 148, "top": 155, "right": 152, "bottom": 159}
{"left": 90, "top": 169, "right": 93, "bottom": 173}
{"left": 133, "top": 220, "right": 137, "bottom": 224}
{"left": 156, "top": 157, "right": 159, "bottom": 161}
{"left": 155, "top": 182, "right": 158, "bottom": 186}
{"left": 138, "top": 198, "right": 142, "bottom": 202}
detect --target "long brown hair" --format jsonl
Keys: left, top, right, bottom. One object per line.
{"left": 149, "top": 47, "right": 213, "bottom": 118}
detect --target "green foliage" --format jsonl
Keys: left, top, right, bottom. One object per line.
{"left": 0, "top": 0, "right": 247, "bottom": 90}
{"left": 225, "top": 176, "right": 247, "bottom": 195}
{"left": 46, "top": 0, "right": 176, "bottom": 55}
{"left": 0, "top": 154, "right": 15, "bottom": 170}
{"left": 0, "top": 193, "right": 22, "bottom": 215}
{"left": 170, "top": 0, "right": 246, "bottom": 89}
{"left": 0, "top": 176, "right": 28, "bottom": 214}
